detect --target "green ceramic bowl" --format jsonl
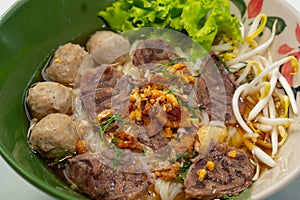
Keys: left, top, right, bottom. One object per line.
{"left": 0, "top": 0, "right": 112, "bottom": 199}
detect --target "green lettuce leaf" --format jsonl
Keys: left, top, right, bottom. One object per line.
{"left": 98, "top": 0, "right": 242, "bottom": 51}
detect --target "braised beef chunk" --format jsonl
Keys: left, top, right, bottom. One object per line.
{"left": 196, "top": 53, "right": 238, "bottom": 125}
{"left": 95, "top": 87, "right": 114, "bottom": 103}
{"left": 80, "top": 66, "right": 129, "bottom": 118}
{"left": 137, "top": 130, "right": 171, "bottom": 151}
{"left": 96, "top": 65, "right": 124, "bottom": 87}
{"left": 66, "top": 152, "right": 150, "bottom": 200}
{"left": 80, "top": 65, "right": 123, "bottom": 96}
{"left": 132, "top": 39, "right": 178, "bottom": 67}
{"left": 184, "top": 143, "right": 255, "bottom": 200}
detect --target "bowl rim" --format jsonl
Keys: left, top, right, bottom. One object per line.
{"left": 0, "top": 0, "right": 19, "bottom": 22}
{"left": 0, "top": 146, "right": 76, "bottom": 200}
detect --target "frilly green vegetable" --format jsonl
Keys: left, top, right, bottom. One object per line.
{"left": 98, "top": 0, "right": 242, "bottom": 51}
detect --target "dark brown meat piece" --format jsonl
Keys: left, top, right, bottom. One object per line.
{"left": 196, "top": 53, "right": 239, "bottom": 125}
{"left": 96, "top": 66, "right": 124, "bottom": 87}
{"left": 66, "top": 152, "right": 150, "bottom": 200}
{"left": 137, "top": 130, "right": 171, "bottom": 151}
{"left": 95, "top": 87, "right": 114, "bottom": 103}
{"left": 132, "top": 39, "right": 178, "bottom": 67}
{"left": 80, "top": 65, "right": 130, "bottom": 118}
{"left": 184, "top": 143, "right": 255, "bottom": 200}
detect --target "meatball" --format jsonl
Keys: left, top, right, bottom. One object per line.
{"left": 26, "top": 82, "right": 73, "bottom": 120}
{"left": 29, "top": 113, "right": 79, "bottom": 159}
{"left": 45, "top": 43, "right": 88, "bottom": 86}
{"left": 90, "top": 34, "right": 130, "bottom": 65}
{"left": 86, "top": 30, "right": 118, "bottom": 52}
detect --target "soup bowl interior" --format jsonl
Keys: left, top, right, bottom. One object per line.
{"left": 0, "top": 0, "right": 300, "bottom": 199}
{"left": 0, "top": 0, "right": 111, "bottom": 199}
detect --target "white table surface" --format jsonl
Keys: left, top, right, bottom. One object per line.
{"left": 1, "top": 0, "right": 300, "bottom": 199}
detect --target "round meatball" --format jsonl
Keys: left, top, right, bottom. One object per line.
{"left": 90, "top": 34, "right": 130, "bottom": 65}
{"left": 45, "top": 43, "right": 88, "bottom": 86}
{"left": 26, "top": 82, "right": 73, "bottom": 120}
{"left": 29, "top": 113, "right": 79, "bottom": 159}
{"left": 86, "top": 30, "right": 118, "bottom": 52}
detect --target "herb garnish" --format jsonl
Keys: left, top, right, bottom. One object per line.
{"left": 165, "top": 57, "right": 188, "bottom": 66}
{"left": 182, "top": 103, "right": 206, "bottom": 119}
{"left": 98, "top": 114, "right": 124, "bottom": 141}
{"left": 165, "top": 89, "right": 175, "bottom": 94}
{"left": 97, "top": 114, "right": 126, "bottom": 169}
{"left": 111, "top": 145, "right": 125, "bottom": 169}
{"left": 198, "top": 104, "right": 206, "bottom": 111}
{"left": 169, "top": 151, "right": 198, "bottom": 183}
{"left": 194, "top": 72, "right": 202, "bottom": 78}
{"left": 111, "top": 137, "right": 121, "bottom": 143}
{"left": 179, "top": 151, "right": 198, "bottom": 179}
{"left": 150, "top": 66, "right": 178, "bottom": 78}
{"left": 217, "top": 58, "right": 234, "bottom": 74}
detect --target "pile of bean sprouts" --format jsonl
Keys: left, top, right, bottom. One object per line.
{"left": 212, "top": 14, "right": 299, "bottom": 179}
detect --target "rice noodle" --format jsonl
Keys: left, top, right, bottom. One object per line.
{"left": 199, "top": 110, "right": 210, "bottom": 126}
{"left": 154, "top": 178, "right": 183, "bottom": 200}
{"left": 209, "top": 120, "right": 226, "bottom": 128}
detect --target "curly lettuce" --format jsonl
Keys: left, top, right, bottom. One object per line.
{"left": 98, "top": 0, "right": 242, "bottom": 51}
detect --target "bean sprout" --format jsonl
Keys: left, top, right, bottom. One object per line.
{"left": 257, "top": 116, "right": 294, "bottom": 126}
{"left": 268, "top": 97, "right": 279, "bottom": 156}
{"left": 226, "top": 13, "right": 299, "bottom": 170}
{"left": 278, "top": 73, "right": 299, "bottom": 115}
{"left": 247, "top": 68, "right": 278, "bottom": 121}
{"left": 278, "top": 125, "right": 288, "bottom": 147}
{"left": 251, "top": 156, "right": 260, "bottom": 181}
{"left": 227, "top": 18, "right": 277, "bottom": 65}
{"left": 232, "top": 84, "right": 255, "bottom": 136}
{"left": 244, "top": 138, "right": 276, "bottom": 167}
